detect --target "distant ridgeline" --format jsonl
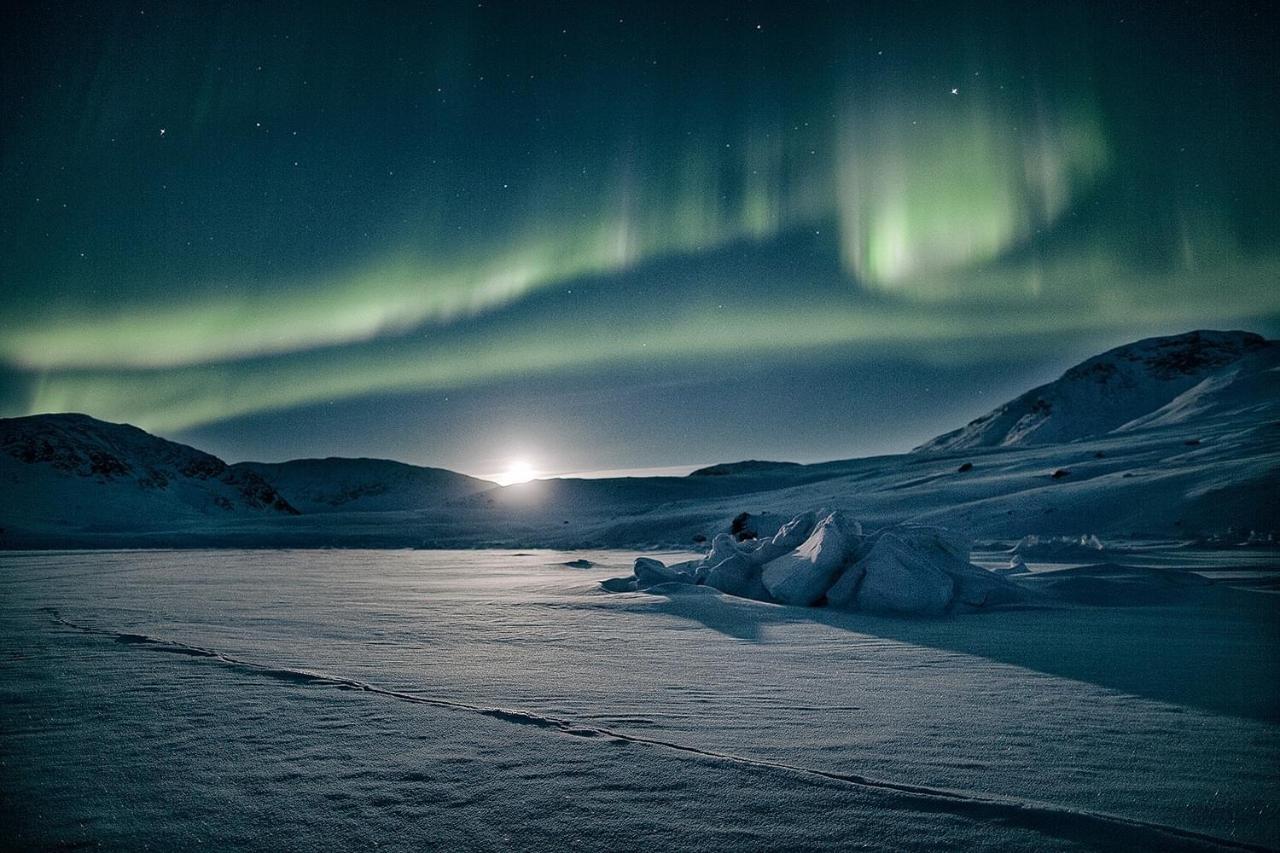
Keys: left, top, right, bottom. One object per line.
{"left": 2, "top": 330, "right": 1276, "bottom": 548}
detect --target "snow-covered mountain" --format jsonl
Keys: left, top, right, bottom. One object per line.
{"left": 3, "top": 330, "right": 1276, "bottom": 548}
{"left": 0, "top": 413, "right": 297, "bottom": 540}
{"left": 917, "top": 330, "right": 1277, "bottom": 452}
{"left": 229, "top": 458, "right": 493, "bottom": 513}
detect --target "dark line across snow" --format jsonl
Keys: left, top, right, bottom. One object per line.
{"left": 41, "top": 607, "right": 1274, "bottom": 853}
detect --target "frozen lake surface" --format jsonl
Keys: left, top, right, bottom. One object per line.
{"left": 2, "top": 549, "right": 1277, "bottom": 851}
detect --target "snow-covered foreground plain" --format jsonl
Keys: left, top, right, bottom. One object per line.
{"left": 2, "top": 549, "right": 1277, "bottom": 851}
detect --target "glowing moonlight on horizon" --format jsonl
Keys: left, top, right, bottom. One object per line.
{"left": 494, "top": 461, "right": 538, "bottom": 487}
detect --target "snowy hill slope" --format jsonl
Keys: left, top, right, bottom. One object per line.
{"left": 0, "top": 414, "right": 297, "bottom": 540}
{"left": 575, "top": 416, "right": 1278, "bottom": 547}
{"left": 36, "top": 407, "right": 1270, "bottom": 550}
{"left": 918, "top": 330, "right": 1276, "bottom": 452}
{"left": 460, "top": 463, "right": 859, "bottom": 515}
{"left": 688, "top": 460, "right": 802, "bottom": 477}
{"left": 230, "top": 458, "right": 494, "bottom": 513}
{"left": 1119, "top": 351, "right": 1280, "bottom": 432}
{"left": 3, "top": 330, "right": 1276, "bottom": 549}
{"left": 369, "top": 410, "right": 1272, "bottom": 549}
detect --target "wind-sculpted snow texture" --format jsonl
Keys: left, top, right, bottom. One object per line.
{"left": 3, "top": 549, "right": 1277, "bottom": 851}
{"left": 601, "top": 511, "right": 1022, "bottom": 616}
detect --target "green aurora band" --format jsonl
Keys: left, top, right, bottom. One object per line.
{"left": 2, "top": 3, "right": 1276, "bottom": 433}
{"left": 2, "top": 83, "right": 1114, "bottom": 370}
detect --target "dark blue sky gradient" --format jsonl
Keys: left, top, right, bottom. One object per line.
{"left": 2, "top": 1, "right": 1277, "bottom": 476}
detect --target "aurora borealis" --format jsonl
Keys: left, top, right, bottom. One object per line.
{"left": 2, "top": 2, "right": 1277, "bottom": 475}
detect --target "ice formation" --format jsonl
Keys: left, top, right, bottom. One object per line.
{"left": 601, "top": 510, "right": 1022, "bottom": 615}
{"left": 1012, "top": 534, "right": 1106, "bottom": 559}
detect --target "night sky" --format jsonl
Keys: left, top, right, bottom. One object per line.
{"left": 3, "top": 1, "right": 1277, "bottom": 478}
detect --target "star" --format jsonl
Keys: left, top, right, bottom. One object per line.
{"left": 950, "top": 87, "right": 959, "bottom": 95}
{"left": 159, "top": 128, "right": 166, "bottom": 136}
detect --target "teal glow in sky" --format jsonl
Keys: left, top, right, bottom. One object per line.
{"left": 2, "top": 1, "right": 1277, "bottom": 474}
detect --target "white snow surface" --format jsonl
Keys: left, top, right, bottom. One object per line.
{"left": 5, "top": 405, "right": 1276, "bottom": 549}
{"left": 918, "top": 330, "right": 1277, "bottom": 451}
{"left": 3, "top": 332, "right": 1277, "bottom": 549}
{"left": 0, "top": 413, "right": 297, "bottom": 532}
{"left": 2, "top": 548, "right": 1277, "bottom": 851}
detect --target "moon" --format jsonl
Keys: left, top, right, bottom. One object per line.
{"left": 494, "top": 460, "right": 537, "bottom": 487}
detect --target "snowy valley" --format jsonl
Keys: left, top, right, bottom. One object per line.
{"left": 2, "top": 331, "right": 1276, "bottom": 550}
{"left": 3, "top": 330, "right": 1278, "bottom": 852}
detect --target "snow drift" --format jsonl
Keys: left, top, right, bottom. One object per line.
{"left": 600, "top": 510, "right": 1021, "bottom": 616}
